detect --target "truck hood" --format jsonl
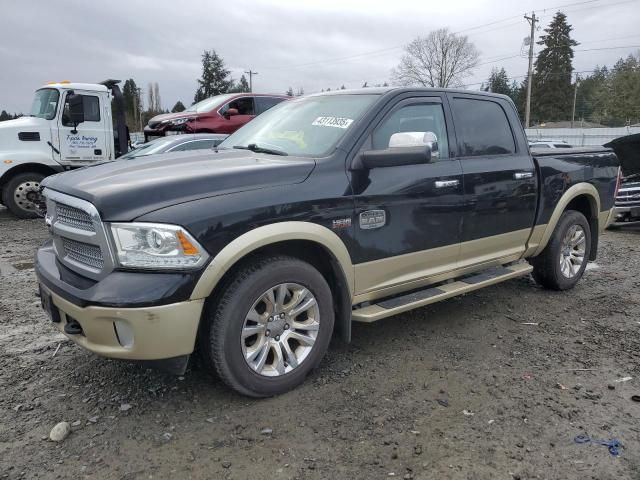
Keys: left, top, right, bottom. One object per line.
{"left": 0, "top": 116, "right": 50, "bottom": 144}
{"left": 605, "top": 133, "right": 640, "bottom": 178}
{"left": 41, "top": 150, "right": 316, "bottom": 221}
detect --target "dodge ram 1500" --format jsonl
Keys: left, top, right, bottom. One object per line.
{"left": 36, "top": 88, "right": 620, "bottom": 397}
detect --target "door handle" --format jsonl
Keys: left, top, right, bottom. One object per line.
{"left": 435, "top": 179, "right": 460, "bottom": 188}
{"left": 514, "top": 172, "right": 534, "bottom": 179}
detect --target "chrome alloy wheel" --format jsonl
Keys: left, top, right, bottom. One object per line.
{"left": 13, "top": 180, "right": 42, "bottom": 214}
{"left": 559, "top": 224, "right": 586, "bottom": 278}
{"left": 241, "top": 283, "right": 320, "bottom": 377}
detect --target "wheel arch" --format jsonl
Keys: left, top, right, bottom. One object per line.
{"left": 0, "top": 163, "right": 61, "bottom": 190}
{"left": 531, "top": 183, "right": 601, "bottom": 259}
{"left": 190, "top": 222, "right": 355, "bottom": 342}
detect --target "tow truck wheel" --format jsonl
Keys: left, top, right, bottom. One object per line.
{"left": 2, "top": 172, "right": 46, "bottom": 219}
{"left": 199, "top": 255, "right": 334, "bottom": 397}
{"left": 531, "top": 210, "right": 591, "bottom": 291}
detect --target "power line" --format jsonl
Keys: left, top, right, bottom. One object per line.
{"left": 258, "top": 0, "right": 625, "bottom": 72}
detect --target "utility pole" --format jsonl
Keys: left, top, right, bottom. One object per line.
{"left": 244, "top": 70, "right": 258, "bottom": 92}
{"left": 571, "top": 74, "right": 580, "bottom": 128}
{"left": 524, "top": 12, "right": 537, "bottom": 128}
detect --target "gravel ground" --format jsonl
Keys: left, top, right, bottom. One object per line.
{"left": 1, "top": 205, "right": 639, "bottom": 480}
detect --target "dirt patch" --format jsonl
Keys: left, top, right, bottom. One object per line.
{"left": 1, "top": 205, "right": 639, "bottom": 479}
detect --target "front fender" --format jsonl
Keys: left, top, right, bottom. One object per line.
{"left": 190, "top": 221, "right": 355, "bottom": 300}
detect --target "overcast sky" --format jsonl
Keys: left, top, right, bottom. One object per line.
{"left": 1, "top": 0, "right": 638, "bottom": 114}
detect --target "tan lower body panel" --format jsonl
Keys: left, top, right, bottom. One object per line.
{"left": 41, "top": 284, "right": 204, "bottom": 360}
{"left": 352, "top": 262, "right": 533, "bottom": 323}
{"left": 353, "top": 228, "right": 531, "bottom": 303}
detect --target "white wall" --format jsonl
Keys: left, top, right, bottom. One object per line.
{"left": 525, "top": 127, "right": 640, "bottom": 146}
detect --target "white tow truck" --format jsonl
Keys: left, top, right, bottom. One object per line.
{"left": 0, "top": 80, "right": 129, "bottom": 218}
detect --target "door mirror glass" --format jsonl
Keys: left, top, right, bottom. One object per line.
{"left": 66, "top": 93, "right": 85, "bottom": 133}
{"left": 389, "top": 131, "right": 439, "bottom": 158}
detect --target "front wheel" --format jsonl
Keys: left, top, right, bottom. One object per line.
{"left": 199, "top": 255, "right": 334, "bottom": 397}
{"left": 2, "top": 172, "right": 46, "bottom": 219}
{"left": 531, "top": 210, "right": 591, "bottom": 290}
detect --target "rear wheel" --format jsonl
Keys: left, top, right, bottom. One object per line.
{"left": 531, "top": 210, "right": 591, "bottom": 290}
{"left": 2, "top": 172, "right": 46, "bottom": 219}
{"left": 199, "top": 255, "right": 334, "bottom": 397}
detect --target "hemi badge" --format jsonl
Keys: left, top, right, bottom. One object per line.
{"left": 332, "top": 218, "right": 352, "bottom": 230}
{"left": 360, "top": 210, "right": 386, "bottom": 230}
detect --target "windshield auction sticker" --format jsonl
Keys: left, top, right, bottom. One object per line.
{"left": 312, "top": 116, "right": 354, "bottom": 129}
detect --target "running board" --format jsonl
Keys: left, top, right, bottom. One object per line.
{"left": 352, "top": 262, "right": 532, "bottom": 323}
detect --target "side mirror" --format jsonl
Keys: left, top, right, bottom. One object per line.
{"left": 389, "top": 131, "right": 439, "bottom": 158}
{"left": 225, "top": 108, "right": 239, "bottom": 119}
{"left": 355, "top": 144, "right": 432, "bottom": 170}
{"left": 67, "top": 93, "right": 85, "bottom": 133}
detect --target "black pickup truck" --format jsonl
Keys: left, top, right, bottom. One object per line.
{"left": 36, "top": 88, "right": 619, "bottom": 397}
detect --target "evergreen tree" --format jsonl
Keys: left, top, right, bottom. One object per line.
{"left": 194, "top": 50, "right": 232, "bottom": 103}
{"left": 171, "top": 101, "right": 186, "bottom": 113}
{"left": 340, "top": 85, "right": 346, "bottom": 90}
{"left": 229, "top": 74, "right": 250, "bottom": 93}
{"left": 484, "top": 68, "right": 512, "bottom": 95}
{"left": 532, "top": 12, "right": 578, "bottom": 123}
{"left": 286, "top": 87, "right": 294, "bottom": 97}
{"left": 606, "top": 54, "right": 640, "bottom": 125}
{"left": 121, "top": 79, "right": 140, "bottom": 128}
{"left": 0, "top": 110, "right": 11, "bottom": 122}
{"left": 296, "top": 87, "right": 305, "bottom": 96}
{"left": 362, "top": 81, "right": 368, "bottom": 88}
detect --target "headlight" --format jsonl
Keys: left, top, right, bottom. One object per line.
{"left": 109, "top": 223, "right": 208, "bottom": 270}
{"left": 171, "top": 117, "right": 191, "bottom": 125}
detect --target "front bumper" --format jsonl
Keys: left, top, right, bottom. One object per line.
{"left": 614, "top": 205, "right": 640, "bottom": 219}
{"left": 35, "top": 241, "right": 205, "bottom": 360}
{"left": 40, "top": 283, "right": 204, "bottom": 360}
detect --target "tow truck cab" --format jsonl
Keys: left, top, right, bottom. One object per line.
{"left": 0, "top": 80, "right": 128, "bottom": 218}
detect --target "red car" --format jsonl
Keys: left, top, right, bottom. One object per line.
{"left": 144, "top": 93, "right": 288, "bottom": 141}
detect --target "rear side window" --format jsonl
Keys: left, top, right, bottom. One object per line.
{"left": 452, "top": 98, "right": 515, "bottom": 157}
{"left": 554, "top": 143, "right": 572, "bottom": 148}
{"left": 255, "top": 97, "right": 286, "bottom": 114}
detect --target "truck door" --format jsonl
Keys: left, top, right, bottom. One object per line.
{"left": 448, "top": 94, "right": 537, "bottom": 267}
{"left": 350, "top": 96, "right": 464, "bottom": 296}
{"left": 58, "top": 91, "right": 108, "bottom": 165}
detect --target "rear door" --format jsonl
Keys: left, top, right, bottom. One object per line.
{"left": 57, "top": 90, "right": 108, "bottom": 165}
{"left": 448, "top": 94, "right": 536, "bottom": 266}
{"left": 350, "top": 95, "right": 465, "bottom": 296}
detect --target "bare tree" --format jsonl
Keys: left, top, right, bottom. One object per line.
{"left": 392, "top": 28, "right": 480, "bottom": 88}
{"left": 153, "top": 82, "right": 161, "bottom": 111}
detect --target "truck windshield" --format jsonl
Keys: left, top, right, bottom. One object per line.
{"left": 219, "top": 94, "right": 378, "bottom": 157}
{"left": 30, "top": 88, "right": 60, "bottom": 120}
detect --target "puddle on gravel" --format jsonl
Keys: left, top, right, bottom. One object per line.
{"left": 13, "top": 261, "right": 34, "bottom": 270}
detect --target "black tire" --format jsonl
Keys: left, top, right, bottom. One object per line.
{"left": 531, "top": 210, "right": 591, "bottom": 291}
{"left": 2, "top": 172, "right": 46, "bottom": 219}
{"left": 199, "top": 255, "right": 334, "bottom": 397}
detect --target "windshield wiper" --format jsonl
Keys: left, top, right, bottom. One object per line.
{"left": 234, "top": 143, "right": 288, "bottom": 156}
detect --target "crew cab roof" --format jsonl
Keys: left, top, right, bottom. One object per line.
{"left": 308, "top": 87, "right": 512, "bottom": 101}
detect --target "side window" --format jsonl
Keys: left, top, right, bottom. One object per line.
{"left": 61, "top": 94, "right": 100, "bottom": 126}
{"left": 453, "top": 98, "right": 515, "bottom": 156}
{"left": 371, "top": 103, "right": 449, "bottom": 158}
{"left": 223, "top": 97, "right": 255, "bottom": 115}
{"left": 255, "top": 97, "right": 286, "bottom": 114}
{"left": 182, "top": 140, "right": 216, "bottom": 151}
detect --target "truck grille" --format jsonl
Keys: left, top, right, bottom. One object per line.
{"left": 56, "top": 203, "right": 95, "bottom": 232}
{"left": 62, "top": 238, "right": 104, "bottom": 269}
{"left": 615, "top": 187, "right": 640, "bottom": 207}
{"left": 43, "top": 189, "right": 114, "bottom": 280}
